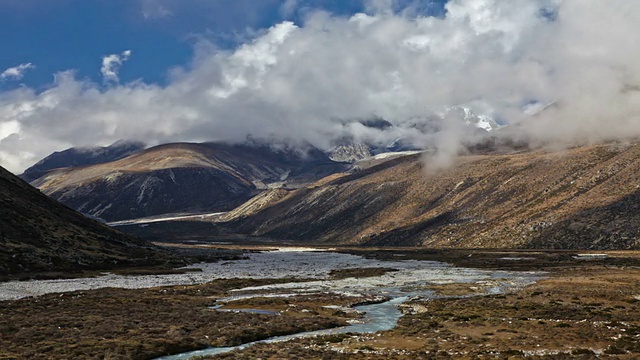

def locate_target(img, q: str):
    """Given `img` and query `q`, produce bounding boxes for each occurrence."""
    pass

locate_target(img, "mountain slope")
[232,142,640,249]
[29,142,348,222]
[20,140,145,182]
[0,165,178,276]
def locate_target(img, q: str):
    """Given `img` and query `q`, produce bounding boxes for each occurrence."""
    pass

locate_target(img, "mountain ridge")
[20,140,146,182]
[26,142,348,222]
[225,142,640,249]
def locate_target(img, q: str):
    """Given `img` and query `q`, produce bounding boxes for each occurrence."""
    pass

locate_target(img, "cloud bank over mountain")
[1,0,640,173]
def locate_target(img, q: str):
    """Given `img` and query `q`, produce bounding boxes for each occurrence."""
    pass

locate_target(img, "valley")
[22,138,640,252]
[103,141,640,251]
[3,140,640,359]
[2,246,640,359]
[4,2,640,358]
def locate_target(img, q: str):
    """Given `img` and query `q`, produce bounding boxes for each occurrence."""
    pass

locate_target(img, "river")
[0,248,540,359]
[145,249,540,359]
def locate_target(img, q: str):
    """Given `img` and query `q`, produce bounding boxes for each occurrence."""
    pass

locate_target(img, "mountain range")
[22,142,347,222]
[16,108,640,251]
[113,141,640,250]
[327,108,500,163]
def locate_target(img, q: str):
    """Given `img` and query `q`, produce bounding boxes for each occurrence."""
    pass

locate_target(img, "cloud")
[136,0,283,30]
[2,0,640,174]
[280,0,298,17]
[100,50,132,83]
[140,0,172,20]
[0,63,35,81]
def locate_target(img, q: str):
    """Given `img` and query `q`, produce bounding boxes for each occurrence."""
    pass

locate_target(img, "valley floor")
[209,266,640,359]
[1,247,640,359]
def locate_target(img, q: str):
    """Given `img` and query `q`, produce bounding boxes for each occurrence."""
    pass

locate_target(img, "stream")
[151,250,540,360]
[0,248,540,359]
[156,297,410,359]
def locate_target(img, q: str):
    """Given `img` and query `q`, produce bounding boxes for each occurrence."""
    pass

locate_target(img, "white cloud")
[140,0,172,20]
[0,120,20,141]
[2,0,640,174]
[0,63,35,81]
[101,50,132,83]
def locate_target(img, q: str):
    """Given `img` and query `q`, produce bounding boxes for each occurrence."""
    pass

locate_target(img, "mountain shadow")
[0,165,179,277]
[526,190,640,250]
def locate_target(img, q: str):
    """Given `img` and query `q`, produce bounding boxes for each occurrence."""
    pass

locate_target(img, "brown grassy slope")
[20,140,145,182]
[32,142,344,192]
[217,188,291,222]
[0,165,178,276]
[32,143,255,191]
[29,142,347,221]
[234,143,640,249]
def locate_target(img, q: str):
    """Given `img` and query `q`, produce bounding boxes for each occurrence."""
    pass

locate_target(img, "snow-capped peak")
[446,106,500,132]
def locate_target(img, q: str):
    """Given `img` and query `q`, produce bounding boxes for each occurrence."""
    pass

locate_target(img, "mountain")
[27,142,348,222]
[228,142,640,250]
[327,109,498,164]
[0,165,178,277]
[21,140,146,182]
[327,142,373,163]
[449,106,501,132]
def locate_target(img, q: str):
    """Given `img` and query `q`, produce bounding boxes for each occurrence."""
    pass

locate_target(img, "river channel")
[142,249,541,359]
[0,248,540,358]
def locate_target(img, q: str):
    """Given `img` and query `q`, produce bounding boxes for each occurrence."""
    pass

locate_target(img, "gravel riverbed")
[0,248,538,301]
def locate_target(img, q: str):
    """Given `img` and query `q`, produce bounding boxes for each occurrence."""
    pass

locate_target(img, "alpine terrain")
[118,141,640,250]
[23,142,348,222]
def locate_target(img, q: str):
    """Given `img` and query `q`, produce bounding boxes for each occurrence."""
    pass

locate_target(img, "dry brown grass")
[234,142,640,250]
[0,278,357,360]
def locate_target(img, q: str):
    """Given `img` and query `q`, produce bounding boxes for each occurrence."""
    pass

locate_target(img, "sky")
[1,0,640,173]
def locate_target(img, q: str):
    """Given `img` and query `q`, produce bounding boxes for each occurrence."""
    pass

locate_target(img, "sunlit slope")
[29,142,347,222]
[235,143,640,249]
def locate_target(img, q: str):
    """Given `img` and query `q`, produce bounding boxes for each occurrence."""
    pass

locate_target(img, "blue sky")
[1,1,190,88]
[1,0,638,174]
[1,0,446,88]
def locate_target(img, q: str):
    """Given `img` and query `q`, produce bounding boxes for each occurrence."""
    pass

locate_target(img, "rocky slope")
[28,142,348,222]
[327,142,373,163]
[230,142,640,249]
[0,165,178,276]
